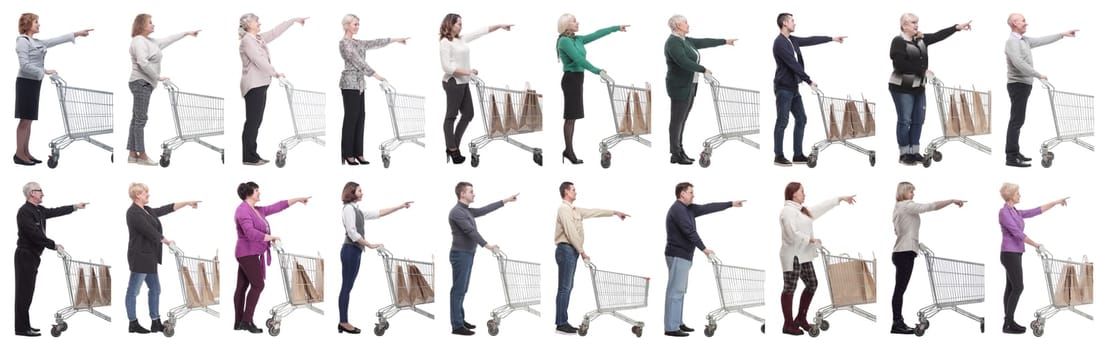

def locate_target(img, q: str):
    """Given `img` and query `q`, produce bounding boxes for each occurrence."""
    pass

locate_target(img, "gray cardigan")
[126,203,175,273]
[1005,32,1063,84]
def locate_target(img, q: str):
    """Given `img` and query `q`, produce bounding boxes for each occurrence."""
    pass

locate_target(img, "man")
[448,182,517,336]
[663,182,744,337]
[772,13,845,167]
[1003,13,1078,167]
[552,181,628,334]
[14,182,88,337]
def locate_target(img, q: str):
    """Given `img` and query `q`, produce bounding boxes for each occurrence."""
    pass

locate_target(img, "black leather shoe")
[561,150,583,164]
[1016,153,1032,162]
[1006,159,1031,168]
[14,330,41,337]
[679,324,695,332]
[890,322,915,334]
[356,157,371,165]
[664,330,689,337]
[463,321,477,330]
[1003,323,1026,334]
[234,321,245,330]
[244,322,263,334]
[452,327,475,336]
[129,320,151,334]
[13,154,35,166]
[774,156,793,167]
[555,324,579,334]
[671,154,693,165]
[338,324,362,334]
[150,319,164,333]
[30,327,40,332]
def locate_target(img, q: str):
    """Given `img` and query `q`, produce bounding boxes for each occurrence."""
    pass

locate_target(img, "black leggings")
[1000,252,1024,322]
[891,251,917,322]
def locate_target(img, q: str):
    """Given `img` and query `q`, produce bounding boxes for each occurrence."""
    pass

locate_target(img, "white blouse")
[439,26,490,84]
[779,198,840,271]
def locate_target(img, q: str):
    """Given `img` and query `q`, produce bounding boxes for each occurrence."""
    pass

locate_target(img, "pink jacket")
[234,200,290,275]
[239,19,296,97]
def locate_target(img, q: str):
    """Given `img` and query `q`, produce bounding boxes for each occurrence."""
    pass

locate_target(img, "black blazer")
[126,203,175,273]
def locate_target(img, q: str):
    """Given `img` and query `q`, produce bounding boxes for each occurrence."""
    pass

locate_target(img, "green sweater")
[665,34,726,100]
[557,26,621,74]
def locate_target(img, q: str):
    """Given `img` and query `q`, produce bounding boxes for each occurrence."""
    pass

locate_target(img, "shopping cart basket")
[486,248,540,336]
[1030,246,1094,337]
[598,72,651,169]
[468,76,543,167]
[265,241,324,336]
[273,78,325,168]
[807,87,876,168]
[807,246,876,337]
[703,253,765,336]
[159,80,224,167]
[49,247,111,337]
[577,259,649,337]
[698,74,760,168]
[914,243,985,336]
[45,73,113,168]
[378,81,425,168]
[1039,80,1094,168]
[163,243,220,338]
[373,247,435,336]
[921,76,992,167]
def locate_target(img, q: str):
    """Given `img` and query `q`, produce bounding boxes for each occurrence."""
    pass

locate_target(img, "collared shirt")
[892,200,938,253]
[342,202,381,251]
[553,200,613,253]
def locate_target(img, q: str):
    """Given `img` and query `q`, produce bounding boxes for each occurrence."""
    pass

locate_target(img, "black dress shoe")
[1006,159,1031,168]
[13,154,35,166]
[679,324,695,332]
[244,322,263,334]
[671,154,693,165]
[14,330,41,337]
[664,330,689,337]
[338,324,362,334]
[234,321,246,330]
[890,322,915,334]
[1003,323,1026,334]
[129,320,151,334]
[30,327,40,332]
[30,157,42,164]
[463,321,477,330]
[452,327,475,336]
[1016,153,1032,162]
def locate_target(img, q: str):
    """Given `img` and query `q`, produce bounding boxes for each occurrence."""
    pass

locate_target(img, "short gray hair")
[900,13,918,32]
[238,13,258,39]
[342,14,359,28]
[23,182,39,198]
[557,13,575,35]
[1000,183,1020,202]
[668,15,687,32]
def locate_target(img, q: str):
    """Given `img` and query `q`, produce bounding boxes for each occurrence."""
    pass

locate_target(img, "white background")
[1,0,1099,348]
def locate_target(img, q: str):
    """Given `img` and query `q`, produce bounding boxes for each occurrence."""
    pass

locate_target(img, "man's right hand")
[808,81,817,89]
[1039,74,1048,81]
[75,202,89,209]
[55,244,64,251]
[45,69,57,75]
[485,244,499,252]
[580,251,590,261]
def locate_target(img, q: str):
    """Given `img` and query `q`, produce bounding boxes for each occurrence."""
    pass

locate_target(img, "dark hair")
[342,181,360,204]
[18,13,37,35]
[559,182,574,198]
[777,13,793,29]
[784,182,812,218]
[455,181,472,200]
[675,182,693,199]
[439,13,461,41]
[237,182,259,200]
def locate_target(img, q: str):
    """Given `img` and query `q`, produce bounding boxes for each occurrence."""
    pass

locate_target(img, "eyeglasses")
[31,189,43,194]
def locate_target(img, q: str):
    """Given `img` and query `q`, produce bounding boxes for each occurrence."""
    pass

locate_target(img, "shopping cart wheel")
[163,324,175,337]
[47,155,59,169]
[470,154,480,168]
[275,155,287,168]
[600,151,612,169]
[631,325,642,338]
[577,324,588,336]
[58,321,68,332]
[807,326,820,337]
[487,320,499,336]
[868,152,876,166]
[51,325,62,337]
[382,154,391,168]
[918,318,930,330]
[221,153,225,164]
[922,156,932,168]
[819,320,830,331]
[533,152,543,166]
[704,324,716,337]
[980,318,985,333]
[159,155,171,168]
[761,324,765,333]
[698,152,711,168]
[1031,319,1043,337]
[266,318,275,328]
[931,150,943,162]
[806,155,817,168]
[373,324,386,336]
[1041,152,1054,168]
[268,326,280,336]
[914,326,925,336]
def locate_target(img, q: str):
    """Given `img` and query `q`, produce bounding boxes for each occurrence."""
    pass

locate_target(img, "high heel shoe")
[343,157,358,166]
[338,324,362,334]
[447,149,466,164]
[356,156,370,165]
[561,150,583,164]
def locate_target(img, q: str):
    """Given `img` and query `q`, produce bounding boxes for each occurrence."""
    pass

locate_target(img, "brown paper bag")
[74,267,90,308]
[182,266,203,307]
[312,258,325,303]
[861,261,876,302]
[99,265,111,306]
[973,91,989,134]
[516,91,538,133]
[488,94,505,137]
[87,268,103,307]
[959,93,975,136]
[1054,265,1077,306]
[840,101,860,139]
[395,263,412,306]
[618,93,633,135]
[290,262,309,305]
[198,263,216,306]
[827,260,875,306]
[863,99,876,136]
[502,93,518,135]
[1078,262,1094,305]
[213,257,220,302]
[828,108,841,141]
[409,264,434,303]
[407,264,426,305]
[946,95,960,137]
[632,91,650,135]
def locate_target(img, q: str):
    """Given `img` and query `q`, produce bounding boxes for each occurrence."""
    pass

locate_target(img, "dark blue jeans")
[338,244,361,323]
[449,250,475,330]
[891,90,926,153]
[773,88,807,158]
[554,243,578,326]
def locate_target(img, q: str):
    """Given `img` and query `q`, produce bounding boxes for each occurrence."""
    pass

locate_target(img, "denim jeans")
[338,244,362,323]
[664,256,692,332]
[554,243,579,326]
[773,88,807,158]
[891,90,926,153]
[449,250,475,330]
[125,272,161,321]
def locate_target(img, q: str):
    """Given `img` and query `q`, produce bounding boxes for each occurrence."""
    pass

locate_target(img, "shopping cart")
[163,243,220,338]
[486,248,540,336]
[49,247,111,337]
[265,241,324,336]
[598,72,651,169]
[703,253,765,336]
[808,246,877,337]
[468,76,543,167]
[373,247,435,336]
[274,78,325,168]
[378,81,425,168]
[159,80,225,167]
[1030,246,1094,337]
[577,259,649,337]
[914,243,985,336]
[698,74,760,168]
[45,73,114,168]
[807,87,876,168]
[921,76,992,167]
[1039,80,1094,168]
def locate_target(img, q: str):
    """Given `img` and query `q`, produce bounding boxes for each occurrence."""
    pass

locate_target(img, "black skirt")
[561,71,585,120]
[14,77,42,120]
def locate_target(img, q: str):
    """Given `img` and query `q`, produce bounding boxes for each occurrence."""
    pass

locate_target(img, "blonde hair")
[129,182,149,201]
[132,14,151,38]
[342,14,358,28]
[557,13,575,36]
[900,13,918,32]
[896,182,915,201]
[1000,183,1020,202]
[238,13,258,39]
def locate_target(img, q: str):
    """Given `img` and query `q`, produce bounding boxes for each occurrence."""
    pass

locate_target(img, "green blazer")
[665,34,725,100]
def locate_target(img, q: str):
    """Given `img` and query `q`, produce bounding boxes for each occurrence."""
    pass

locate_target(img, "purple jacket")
[998,204,1042,253]
[235,200,290,275]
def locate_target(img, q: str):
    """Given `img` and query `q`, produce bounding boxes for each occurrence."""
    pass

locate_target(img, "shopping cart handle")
[56,246,71,260]
[162,79,179,91]
[278,77,292,89]
[490,247,505,259]
[703,72,720,86]
[707,253,722,265]
[379,81,395,94]
[816,245,830,255]
[270,240,285,253]
[599,71,614,85]
[1039,79,1055,91]
[928,76,944,87]
[469,75,485,87]
[918,243,935,256]
[48,73,65,85]
[168,242,184,256]
[583,258,597,270]
[1036,245,1050,258]
[376,246,393,258]
[809,85,823,97]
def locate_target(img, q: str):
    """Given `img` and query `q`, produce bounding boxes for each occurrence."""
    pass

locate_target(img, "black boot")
[150,319,164,333]
[129,320,150,334]
[890,320,915,334]
[1002,319,1026,334]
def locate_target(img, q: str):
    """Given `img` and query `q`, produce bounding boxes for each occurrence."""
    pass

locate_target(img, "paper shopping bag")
[840,101,860,139]
[502,92,519,135]
[632,90,651,135]
[488,94,505,137]
[863,99,876,136]
[312,258,325,303]
[290,262,309,305]
[182,265,203,307]
[74,267,90,308]
[395,263,412,306]
[87,268,103,307]
[618,93,633,135]
[409,264,434,304]
[213,256,220,302]
[1077,261,1094,305]
[1054,264,1077,306]
[959,93,975,136]
[946,94,960,137]
[861,260,877,303]
[517,90,543,132]
[973,91,990,134]
[99,265,112,306]
[406,264,426,305]
[827,259,871,306]
[198,263,217,306]
[828,108,841,141]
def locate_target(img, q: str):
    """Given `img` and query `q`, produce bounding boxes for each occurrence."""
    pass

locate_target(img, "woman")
[339,14,408,166]
[889,182,963,334]
[238,14,307,166]
[664,15,735,165]
[14,13,92,166]
[889,14,971,165]
[555,14,627,164]
[438,14,512,164]
[778,182,854,335]
[124,183,199,334]
[337,182,411,333]
[233,181,309,333]
[997,183,1067,334]
[127,14,199,166]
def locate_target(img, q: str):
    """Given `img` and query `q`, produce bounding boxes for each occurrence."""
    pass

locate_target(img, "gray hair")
[22,182,39,198]
[900,13,918,32]
[895,182,915,202]
[238,13,258,39]
[668,15,687,32]
[557,13,575,35]
[1000,183,1020,202]
[342,14,359,28]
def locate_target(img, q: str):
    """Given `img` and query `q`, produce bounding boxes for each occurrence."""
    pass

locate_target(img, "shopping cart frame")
[274,78,325,168]
[921,77,993,167]
[265,241,324,336]
[163,243,219,338]
[914,243,985,336]
[808,246,877,337]
[598,73,652,169]
[1030,246,1094,337]
[45,73,114,168]
[577,259,649,337]
[1039,80,1095,168]
[50,247,111,337]
[467,76,543,168]
[703,253,765,336]
[378,81,426,168]
[159,80,225,167]
[807,86,876,168]
[486,248,540,336]
[373,247,435,336]
[698,74,760,168]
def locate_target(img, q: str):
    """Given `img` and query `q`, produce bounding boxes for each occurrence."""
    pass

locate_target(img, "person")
[771,13,845,167]
[337,181,411,334]
[889,14,971,165]
[889,182,964,334]
[232,181,310,333]
[664,182,744,336]
[1003,14,1078,167]
[238,14,308,166]
[438,14,512,164]
[997,183,1067,334]
[127,14,199,166]
[338,14,408,166]
[553,181,628,334]
[664,15,736,165]
[778,182,855,335]
[447,181,517,335]
[124,183,200,334]
[14,182,88,337]
[555,14,628,164]
[13,13,92,166]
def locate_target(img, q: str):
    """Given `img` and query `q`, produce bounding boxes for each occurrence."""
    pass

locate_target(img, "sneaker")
[792,155,810,164]
[911,153,926,163]
[555,324,578,334]
[132,157,157,166]
[774,156,793,167]
[452,327,475,336]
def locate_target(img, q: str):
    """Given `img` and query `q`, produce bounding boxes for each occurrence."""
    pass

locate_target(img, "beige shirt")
[892,200,937,253]
[779,198,840,271]
[554,200,614,253]
[129,33,188,87]
[239,19,296,97]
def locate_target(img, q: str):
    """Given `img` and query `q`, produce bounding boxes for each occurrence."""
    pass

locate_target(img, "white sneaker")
[128,156,138,164]
[133,157,158,166]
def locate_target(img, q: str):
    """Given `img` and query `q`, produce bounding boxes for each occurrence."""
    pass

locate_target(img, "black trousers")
[1000,252,1024,322]
[14,247,41,332]
[242,86,269,163]
[442,79,474,151]
[340,89,366,158]
[1005,83,1033,157]
[668,84,698,154]
[891,251,917,322]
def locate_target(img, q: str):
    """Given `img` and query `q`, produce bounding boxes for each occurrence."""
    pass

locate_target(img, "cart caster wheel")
[268,326,280,336]
[159,155,170,167]
[704,325,716,337]
[487,320,499,336]
[266,318,275,328]
[221,154,225,164]
[808,326,820,337]
[111,153,114,163]
[373,324,386,336]
[600,151,612,169]
[1030,319,1042,337]
[51,325,62,337]
[470,154,480,168]
[631,325,642,338]
[163,325,175,337]
[922,156,932,167]
[761,324,766,333]
[869,152,876,166]
[807,155,817,168]
[980,318,985,333]
[914,326,925,337]
[58,322,68,332]
[47,156,59,169]
[577,324,589,336]
[1041,152,1054,168]
[932,150,943,162]
[275,155,286,168]
[699,152,711,168]
[533,152,542,166]
[918,318,930,330]
[820,320,830,331]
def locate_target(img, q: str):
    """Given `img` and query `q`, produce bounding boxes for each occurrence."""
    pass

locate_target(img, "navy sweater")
[772,34,831,91]
[665,200,731,261]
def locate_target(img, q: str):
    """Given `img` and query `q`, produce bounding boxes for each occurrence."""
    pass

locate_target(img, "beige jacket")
[554,200,613,253]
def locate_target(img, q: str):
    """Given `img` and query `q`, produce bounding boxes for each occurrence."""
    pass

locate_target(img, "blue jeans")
[773,88,807,158]
[664,256,692,332]
[125,272,161,321]
[554,243,578,326]
[338,244,362,323]
[891,90,926,153]
[449,250,475,330]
